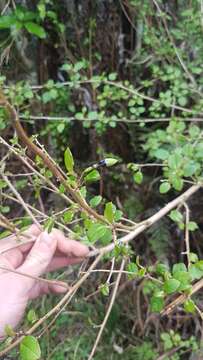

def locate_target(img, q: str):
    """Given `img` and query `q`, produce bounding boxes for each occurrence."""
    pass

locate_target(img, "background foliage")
[1,0,203,359]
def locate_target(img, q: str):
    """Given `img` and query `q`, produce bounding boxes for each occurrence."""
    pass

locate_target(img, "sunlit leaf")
[25,22,46,38]
[20,336,41,360]
[64,147,74,173]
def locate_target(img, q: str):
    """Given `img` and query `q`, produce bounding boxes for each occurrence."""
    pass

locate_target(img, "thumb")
[17,231,57,290]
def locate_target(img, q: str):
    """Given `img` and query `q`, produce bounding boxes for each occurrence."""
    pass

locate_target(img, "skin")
[0,225,89,338]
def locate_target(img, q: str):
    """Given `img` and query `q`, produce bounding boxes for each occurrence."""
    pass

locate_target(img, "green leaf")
[99,283,109,296]
[64,147,74,173]
[163,278,181,294]
[189,125,200,138]
[66,177,77,188]
[156,263,169,276]
[20,336,41,360]
[114,209,123,221]
[188,221,198,231]
[79,186,87,198]
[172,263,187,274]
[133,171,143,184]
[172,271,191,291]
[88,111,98,120]
[63,210,74,223]
[108,73,117,81]
[188,264,203,280]
[159,182,171,194]
[104,202,114,223]
[87,223,108,243]
[84,169,100,183]
[57,123,65,133]
[154,148,169,160]
[178,96,187,106]
[0,205,10,214]
[127,262,138,279]
[14,6,27,21]
[138,268,146,277]
[169,210,183,223]
[0,15,16,29]
[59,184,65,194]
[25,22,46,38]
[150,296,164,312]
[184,299,196,314]
[172,176,183,191]
[189,252,198,263]
[37,3,46,20]
[127,163,139,172]
[43,218,54,233]
[183,162,198,177]
[90,195,102,208]
[4,324,16,337]
[168,153,182,169]
[99,228,112,245]
[104,158,119,167]
[27,310,38,324]
[160,333,173,350]
[0,180,7,189]
[74,60,87,72]
[195,260,203,271]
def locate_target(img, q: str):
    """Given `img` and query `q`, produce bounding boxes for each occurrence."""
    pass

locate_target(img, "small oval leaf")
[104,202,114,223]
[90,195,102,208]
[84,169,100,183]
[20,336,41,360]
[163,278,180,294]
[133,171,143,184]
[64,147,74,173]
[25,22,46,39]
[159,182,171,194]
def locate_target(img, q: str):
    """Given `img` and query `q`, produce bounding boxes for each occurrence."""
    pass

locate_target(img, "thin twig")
[162,278,203,316]
[155,346,182,360]
[183,202,190,267]
[0,265,69,289]
[4,78,203,115]
[1,185,200,259]
[152,0,196,86]
[106,258,115,284]
[19,114,203,123]
[88,184,201,257]
[1,174,41,229]
[88,259,125,360]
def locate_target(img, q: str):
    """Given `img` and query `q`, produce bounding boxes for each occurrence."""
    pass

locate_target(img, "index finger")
[52,229,89,258]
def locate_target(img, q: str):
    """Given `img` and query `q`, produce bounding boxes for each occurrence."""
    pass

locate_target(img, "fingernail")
[41,231,53,244]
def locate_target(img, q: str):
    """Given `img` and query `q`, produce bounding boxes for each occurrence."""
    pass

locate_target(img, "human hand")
[0,225,89,338]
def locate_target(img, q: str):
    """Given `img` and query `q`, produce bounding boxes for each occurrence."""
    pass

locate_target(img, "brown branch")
[0,184,200,260]
[152,0,196,86]
[0,265,69,290]
[88,259,125,360]
[88,184,201,257]
[183,202,190,267]
[1,174,41,229]
[161,278,203,317]
[0,214,18,233]
[0,89,107,224]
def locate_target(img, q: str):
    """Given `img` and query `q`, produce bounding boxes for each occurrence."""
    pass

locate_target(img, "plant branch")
[88,184,201,257]
[88,259,125,360]
[0,265,69,290]
[0,90,108,224]
[1,173,41,229]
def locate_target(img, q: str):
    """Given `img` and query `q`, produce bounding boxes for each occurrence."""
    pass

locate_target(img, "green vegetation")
[1,0,203,359]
